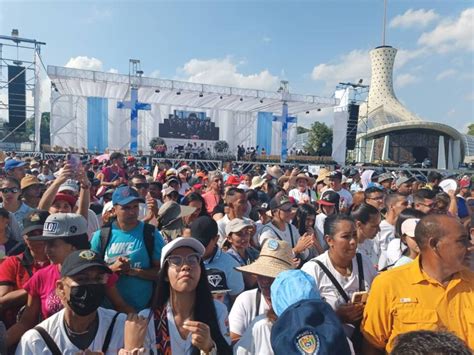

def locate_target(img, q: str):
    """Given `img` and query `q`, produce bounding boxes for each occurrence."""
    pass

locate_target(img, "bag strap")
[18,250,34,277]
[34,326,62,355]
[287,223,295,249]
[99,226,112,259]
[102,312,120,353]
[356,253,365,292]
[143,223,156,263]
[254,288,262,320]
[313,260,350,303]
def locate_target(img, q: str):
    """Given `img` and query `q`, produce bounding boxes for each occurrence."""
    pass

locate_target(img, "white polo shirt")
[229,288,270,336]
[234,315,273,355]
[259,222,309,260]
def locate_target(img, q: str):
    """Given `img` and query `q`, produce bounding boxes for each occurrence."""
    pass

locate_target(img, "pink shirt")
[24,264,118,320]
[202,191,220,214]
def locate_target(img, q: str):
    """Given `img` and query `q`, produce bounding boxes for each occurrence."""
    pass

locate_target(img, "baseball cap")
[112,186,145,206]
[206,268,231,294]
[328,170,342,180]
[4,159,26,172]
[401,218,420,238]
[396,176,414,188]
[20,175,42,190]
[160,236,205,266]
[157,201,196,229]
[271,270,321,317]
[270,300,351,355]
[269,194,292,211]
[22,210,50,235]
[459,177,471,189]
[317,190,340,206]
[53,193,77,208]
[58,179,79,194]
[225,218,253,235]
[166,176,180,186]
[225,175,240,186]
[61,250,112,277]
[190,216,218,247]
[29,213,88,241]
[378,172,394,183]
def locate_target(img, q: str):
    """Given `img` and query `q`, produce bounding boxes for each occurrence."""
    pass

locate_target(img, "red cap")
[459,178,471,188]
[193,183,203,190]
[90,158,99,165]
[54,193,77,208]
[226,175,240,186]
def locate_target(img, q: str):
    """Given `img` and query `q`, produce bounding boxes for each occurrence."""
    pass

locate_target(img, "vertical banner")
[281,102,289,162]
[332,88,350,164]
[87,97,108,152]
[257,112,273,154]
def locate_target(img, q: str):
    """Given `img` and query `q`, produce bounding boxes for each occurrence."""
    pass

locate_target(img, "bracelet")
[118,348,147,355]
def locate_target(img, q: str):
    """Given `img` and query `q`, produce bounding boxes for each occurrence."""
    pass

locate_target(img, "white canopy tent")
[47,65,337,154]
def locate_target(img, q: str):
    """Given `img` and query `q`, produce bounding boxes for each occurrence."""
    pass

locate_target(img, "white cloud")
[178,57,279,90]
[149,70,160,78]
[394,48,427,68]
[311,50,371,90]
[108,68,118,74]
[436,69,457,81]
[395,73,419,88]
[418,8,474,53]
[389,9,440,29]
[65,56,103,71]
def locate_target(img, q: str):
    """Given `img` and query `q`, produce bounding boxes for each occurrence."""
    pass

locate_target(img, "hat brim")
[289,175,315,186]
[178,205,197,218]
[317,200,335,206]
[235,256,294,278]
[250,180,266,189]
[161,237,206,266]
[21,182,42,190]
[113,196,145,206]
[62,263,112,278]
[28,234,67,241]
[22,225,44,236]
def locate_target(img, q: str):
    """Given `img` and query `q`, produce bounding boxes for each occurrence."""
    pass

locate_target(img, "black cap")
[166,176,180,186]
[318,190,340,206]
[61,250,112,277]
[269,194,292,211]
[190,216,218,247]
[22,210,50,236]
[206,268,231,294]
[328,171,342,180]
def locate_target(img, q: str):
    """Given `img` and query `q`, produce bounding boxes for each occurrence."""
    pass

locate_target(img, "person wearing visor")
[156,201,196,242]
[16,249,126,354]
[122,237,232,354]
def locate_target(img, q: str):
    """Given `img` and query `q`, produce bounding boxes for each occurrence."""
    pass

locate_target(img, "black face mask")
[68,284,106,316]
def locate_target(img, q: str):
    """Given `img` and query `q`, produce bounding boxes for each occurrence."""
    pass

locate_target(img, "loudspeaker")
[346,104,359,150]
[7,65,26,132]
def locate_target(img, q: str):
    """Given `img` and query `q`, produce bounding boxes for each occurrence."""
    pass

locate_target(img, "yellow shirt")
[361,256,474,352]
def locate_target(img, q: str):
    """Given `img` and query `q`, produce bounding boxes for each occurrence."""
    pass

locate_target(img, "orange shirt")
[362,256,474,352]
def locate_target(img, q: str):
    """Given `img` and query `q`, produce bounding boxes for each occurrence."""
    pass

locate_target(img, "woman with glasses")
[0,177,33,232]
[124,237,232,354]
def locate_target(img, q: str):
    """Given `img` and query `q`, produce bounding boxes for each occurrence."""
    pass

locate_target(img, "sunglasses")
[134,183,149,189]
[1,187,20,194]
[166,253,201,268]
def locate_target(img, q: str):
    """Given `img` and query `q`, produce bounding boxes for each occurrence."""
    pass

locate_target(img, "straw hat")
[235,239,295,278]
[289,173,315,186]
[250,176,266,189]
[316,168,330,184]
[266,165,284,180]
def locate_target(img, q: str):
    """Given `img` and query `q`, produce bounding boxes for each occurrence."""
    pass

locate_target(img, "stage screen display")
[7,65,26,131]
[159,110,219,140]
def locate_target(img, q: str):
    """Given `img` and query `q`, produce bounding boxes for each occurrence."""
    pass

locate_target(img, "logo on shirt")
[295,331,319,354]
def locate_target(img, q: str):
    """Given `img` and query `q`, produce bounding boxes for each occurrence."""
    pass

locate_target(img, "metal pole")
[382,0,387,46]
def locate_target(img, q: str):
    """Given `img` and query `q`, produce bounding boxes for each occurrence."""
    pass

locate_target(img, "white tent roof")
[47,65,337,115]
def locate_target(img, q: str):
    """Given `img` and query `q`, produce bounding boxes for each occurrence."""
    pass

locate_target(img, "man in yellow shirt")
[361,214,474,353]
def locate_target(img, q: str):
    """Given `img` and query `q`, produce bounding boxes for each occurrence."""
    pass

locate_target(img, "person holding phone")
[99,152,127,189]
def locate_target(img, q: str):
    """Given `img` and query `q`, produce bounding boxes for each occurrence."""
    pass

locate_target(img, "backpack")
[98,223,156,264]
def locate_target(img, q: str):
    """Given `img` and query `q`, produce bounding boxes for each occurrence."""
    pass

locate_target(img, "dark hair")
[364,186,384,199]
[292,204,317,236]
[350,203,380,224]
[391,330,471,355]
[1,176,21,188]
[0,207,10,219]
[246,189,259,203]
[181,193,209,218]
[151,260,232,355]
[225,187,245,205]
[59,234,90,250]
[150,181,163,189]
[394,208,426,240]
[413,189,436,204]
[323,214,355,237]
[427,171,443,183]
[131,174,147,181]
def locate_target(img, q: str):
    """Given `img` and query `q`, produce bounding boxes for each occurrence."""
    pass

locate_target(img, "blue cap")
[112,186,145,206]
[271,270,321,317]
[271,300,352,355]
[4,159,26,172]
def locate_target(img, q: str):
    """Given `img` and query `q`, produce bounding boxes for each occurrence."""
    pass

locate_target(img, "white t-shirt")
[386,238,407,266]
[234,315,273,355]
[315,213,329,251]
[87,208,100,238]
[217,215,253,247]
[229,288,270,336]
[373,220,395,270]
[288,188,317,204]
[16,307,126,354]
[259,222,309,260]
[140,300,230,353]
[357,239,378,268]
[326,188,353,210]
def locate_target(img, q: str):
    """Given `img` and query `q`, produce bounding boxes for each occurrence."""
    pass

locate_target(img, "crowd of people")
[0,151,472,354]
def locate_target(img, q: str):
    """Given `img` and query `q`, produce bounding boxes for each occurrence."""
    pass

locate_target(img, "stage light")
[317,108,321,112]
[199,93,203,97]
[306,111,309,114]
[220,96,223,99]
[259,99,263,103]
[240,97,243,102]
[155,89,160,93]
[176,91,181,95]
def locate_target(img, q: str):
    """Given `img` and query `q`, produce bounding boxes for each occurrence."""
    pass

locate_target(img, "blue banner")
[257,112,273,154]
[87,97,108,152]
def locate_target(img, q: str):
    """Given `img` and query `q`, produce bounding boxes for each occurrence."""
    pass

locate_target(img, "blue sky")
[1,0,472,133]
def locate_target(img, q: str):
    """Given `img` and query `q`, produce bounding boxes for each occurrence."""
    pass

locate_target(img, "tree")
[305,122,333,156]
[149,137,166,149]
[296,126,310,134]
[468,123,474,136]
[40,112,51,145]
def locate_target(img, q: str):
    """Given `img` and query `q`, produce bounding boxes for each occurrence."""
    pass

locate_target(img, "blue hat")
[271,270,321,317]
[4,159,26,172]
[112,186,145,206]
[271,300,352,355]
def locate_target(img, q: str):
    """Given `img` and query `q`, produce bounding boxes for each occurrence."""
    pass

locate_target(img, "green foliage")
[468,123,474,136]
[149,137,166,149]
[305,122,333,156]
[41,112,50,145]
[296,126,310,134]
[214,140,229,152]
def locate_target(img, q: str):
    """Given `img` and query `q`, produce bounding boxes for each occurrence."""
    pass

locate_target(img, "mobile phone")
[67,154,81,172]
[351,291,368,304]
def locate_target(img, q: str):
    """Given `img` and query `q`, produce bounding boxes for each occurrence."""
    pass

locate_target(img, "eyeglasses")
[134,183,149,189]
[166,253,201,268]
[0,187,20,194]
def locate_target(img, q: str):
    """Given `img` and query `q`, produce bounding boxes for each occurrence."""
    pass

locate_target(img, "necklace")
[63,316,97,335]
[328,253,352,276]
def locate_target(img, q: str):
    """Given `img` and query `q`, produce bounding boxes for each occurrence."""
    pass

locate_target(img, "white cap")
[58,179,79,194]
[160,237,205,267]
[401,218,420,238]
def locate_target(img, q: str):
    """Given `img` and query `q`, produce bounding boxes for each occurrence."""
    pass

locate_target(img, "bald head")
[415,214,462,251]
